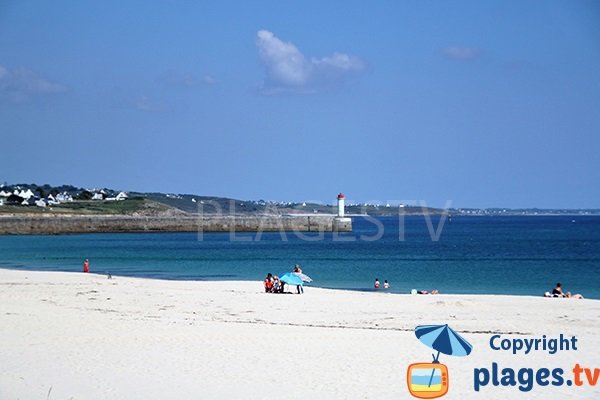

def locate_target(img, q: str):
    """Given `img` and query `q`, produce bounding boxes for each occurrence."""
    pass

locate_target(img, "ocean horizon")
[1,215,598,299]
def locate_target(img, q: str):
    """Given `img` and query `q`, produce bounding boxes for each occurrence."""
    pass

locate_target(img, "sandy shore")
[1,268,598,399]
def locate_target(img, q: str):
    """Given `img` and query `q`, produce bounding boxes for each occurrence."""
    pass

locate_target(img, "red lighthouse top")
[337,193,345,199]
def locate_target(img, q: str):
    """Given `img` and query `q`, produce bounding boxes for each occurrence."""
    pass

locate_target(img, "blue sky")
[1,1,599,208]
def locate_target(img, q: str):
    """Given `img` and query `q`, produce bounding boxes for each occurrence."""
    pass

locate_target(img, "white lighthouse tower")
[333,192,351,232]
[337,193,345,217]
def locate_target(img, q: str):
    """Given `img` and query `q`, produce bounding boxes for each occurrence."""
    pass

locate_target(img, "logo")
[407,324,473,399]
[474,334,598,393]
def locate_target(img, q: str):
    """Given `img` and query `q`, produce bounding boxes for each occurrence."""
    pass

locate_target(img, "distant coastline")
[0,183,598,236]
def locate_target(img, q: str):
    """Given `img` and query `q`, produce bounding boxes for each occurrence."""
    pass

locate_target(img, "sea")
[1,215,599,299]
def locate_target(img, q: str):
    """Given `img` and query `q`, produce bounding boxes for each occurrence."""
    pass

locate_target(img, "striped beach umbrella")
[415,324,473,387]
[415,324,473,361]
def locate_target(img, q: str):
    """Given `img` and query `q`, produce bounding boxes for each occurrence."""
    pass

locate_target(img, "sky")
[1,0,599,208]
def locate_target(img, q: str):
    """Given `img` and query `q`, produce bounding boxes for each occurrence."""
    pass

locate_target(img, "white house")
[106,191,128,201]
[18,189,35,199]
[46,194,60,206]
[92,193,104,200]
[35,199,47,207]
[56,192,73,202]
[0,190,10,198]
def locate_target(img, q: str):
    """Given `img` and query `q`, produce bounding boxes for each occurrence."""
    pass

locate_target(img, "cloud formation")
[442,47,481,60]
[256,30,365,94]
[0,65,66,103]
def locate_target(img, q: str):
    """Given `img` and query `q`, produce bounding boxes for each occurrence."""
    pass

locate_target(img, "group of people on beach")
[373,278,390,289]
[544,282,584,299]
[263,273,282,293]
[264,264,305,294]
[84,258,584,300]
[374,278,439,294]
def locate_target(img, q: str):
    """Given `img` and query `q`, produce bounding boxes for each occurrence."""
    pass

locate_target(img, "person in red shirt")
[83,259,90,273]
[264,273,273,293]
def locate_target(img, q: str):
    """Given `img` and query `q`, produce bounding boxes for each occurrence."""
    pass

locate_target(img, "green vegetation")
[53,198,147,214]
[0,198,172,215]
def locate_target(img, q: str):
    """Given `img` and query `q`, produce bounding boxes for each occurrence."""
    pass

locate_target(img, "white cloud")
[257,30,309,87]
[256,30,365,94]
[442,47,481,60]
[0,65,66,103]
[314,52,364,71]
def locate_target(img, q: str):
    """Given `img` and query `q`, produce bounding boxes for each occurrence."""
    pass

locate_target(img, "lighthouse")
[332,192,351,232]
[337,193,345,217]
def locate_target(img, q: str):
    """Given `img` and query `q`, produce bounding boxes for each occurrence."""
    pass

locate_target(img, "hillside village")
[0,184,128,208]
[2,183,594,216]
[0,183,428,216]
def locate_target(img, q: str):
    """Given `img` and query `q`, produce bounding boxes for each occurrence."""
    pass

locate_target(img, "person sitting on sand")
[374,278,380,289]
[552,282,565,297]
[383,280,390,289]
[544,282,584,299]
[264,273,274,293]
[273,275,282,293]
[293,264,302,274]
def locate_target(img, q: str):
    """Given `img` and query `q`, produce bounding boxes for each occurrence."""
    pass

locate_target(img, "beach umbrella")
[279,272,303,286]
[415,324,473,387]
[415,324,472,360]
[293,272,312,283]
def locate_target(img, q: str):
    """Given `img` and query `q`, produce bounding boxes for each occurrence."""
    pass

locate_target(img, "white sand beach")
[1,268,598,399]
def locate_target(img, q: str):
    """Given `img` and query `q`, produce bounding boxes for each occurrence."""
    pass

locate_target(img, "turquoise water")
[0,216,599,298]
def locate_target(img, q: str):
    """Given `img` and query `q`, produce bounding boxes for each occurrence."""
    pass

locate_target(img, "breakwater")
[0,214,352,235]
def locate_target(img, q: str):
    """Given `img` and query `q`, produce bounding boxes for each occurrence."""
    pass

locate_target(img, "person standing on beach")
[293,264,304,294]
[83,259,90,273]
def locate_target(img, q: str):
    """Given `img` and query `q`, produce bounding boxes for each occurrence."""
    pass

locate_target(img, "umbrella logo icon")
[406,324,473,399]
